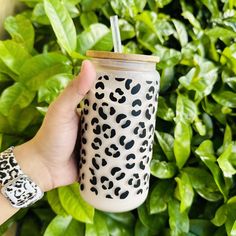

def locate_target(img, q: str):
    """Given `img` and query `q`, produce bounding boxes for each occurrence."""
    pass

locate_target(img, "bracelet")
[0,147,44,208]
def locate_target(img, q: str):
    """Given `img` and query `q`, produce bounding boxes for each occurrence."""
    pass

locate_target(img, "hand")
[14,60,96,192]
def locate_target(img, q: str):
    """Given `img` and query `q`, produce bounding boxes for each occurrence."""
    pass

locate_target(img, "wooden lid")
[86,50,159,63]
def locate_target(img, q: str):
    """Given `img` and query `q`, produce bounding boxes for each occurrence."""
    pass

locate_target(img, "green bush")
[1,0,236,235]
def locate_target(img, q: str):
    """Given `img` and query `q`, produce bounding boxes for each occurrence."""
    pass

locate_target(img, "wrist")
[13,141,53,192]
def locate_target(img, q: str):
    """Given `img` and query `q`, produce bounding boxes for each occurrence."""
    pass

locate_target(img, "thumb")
[54,60,96,113]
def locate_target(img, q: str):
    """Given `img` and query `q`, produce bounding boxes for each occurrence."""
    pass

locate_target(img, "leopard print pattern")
[0,147,23,185]
[0,147,43,208]
[79,73,159,206]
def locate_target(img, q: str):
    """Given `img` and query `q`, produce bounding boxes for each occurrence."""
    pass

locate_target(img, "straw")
[110,15,122,53]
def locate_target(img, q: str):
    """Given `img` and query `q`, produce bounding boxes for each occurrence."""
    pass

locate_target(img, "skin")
[0,60,97,225]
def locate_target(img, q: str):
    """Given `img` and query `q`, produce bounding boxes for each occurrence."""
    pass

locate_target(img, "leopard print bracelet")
[0,147,44,208]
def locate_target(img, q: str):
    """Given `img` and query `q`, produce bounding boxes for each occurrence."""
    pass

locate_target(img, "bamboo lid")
[86,50,159,63]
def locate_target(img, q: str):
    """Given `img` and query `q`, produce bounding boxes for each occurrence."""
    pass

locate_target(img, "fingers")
[54,60,96,113]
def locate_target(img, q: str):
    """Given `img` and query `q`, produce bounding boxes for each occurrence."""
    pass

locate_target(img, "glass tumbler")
[79,50,160,212]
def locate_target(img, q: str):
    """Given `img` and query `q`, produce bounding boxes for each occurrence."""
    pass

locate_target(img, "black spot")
[128,179,133,185]
[101,176,108,183]
[131,110,141,116]
[89,168,95,175]
[84,109,89,115]
[133,173,139,178]
[102,159,107,166]
[134,179,141,188]
[125,140,134,150]
[104,75,109,80]
[99,107,108,120]
[80,184,84,191]
[108,181,113,189]
[93,125,101,135]
[114,187,121,196]
[110,107,116,115]
[91,117,99,125]
[120,191,129,199]
[131,84,141,95]
[95,81,105,89]
[111,167,121,176]
[106,194,113,199]
[92,103,97,111]
[116,173,125,180]
[115,88,124,95]
[125,79,132,89]
[92,158,100,170]
[137,189,143,195]
[109,93,117,102]
[126,154,135,160]
[82,138,87,144]
[132,99,142,106]
[126,163,135,169]
[95,92,104,99]
[90,176,97,185]
[118,97,126,103]
[84,99,89,106]
[115,77,125,82]
[116,114,126,123]
[91,137,102,150]
[90,187,98,195]
[119,136,125,145]
[111,144,118,150]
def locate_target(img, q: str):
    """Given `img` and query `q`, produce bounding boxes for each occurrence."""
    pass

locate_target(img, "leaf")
[0,83,35,116]
[175,172,194,212]
[205,27,236,42]
[149,180,174,214]
[134,219,152,236]
[85,212,109,236]
[172,19,188,47]
[183,167,222,202]
[38,73,72,104]
[176,94,198,124]
[195,140,228,200]
[44,0,77,54]
[220,43,236,74]
[0,40,31,76]
[155,131,175,161]
[211,204,228,226]
[212,90,236,108]
[77,23,112,54]
[160,67,175,93]
[156,96,175,121]
[80,0,107,11]
[47,189,68,216]
[190,219,216,236]
[154,44,181,69]
[32,3,50,25]
[58,183,94,223]
[80,12,98,29]
[119,19,135,40]
[217,142,236,178]
[44,215,84,236]
[8,106,39,132]
[19,53,72,91]
[4,15,35,51]
[174,121,192,169]
[137,203,167,234]
[168,198,189,236]
[199,0,219,18]
[182,11,201,30]
[179,58,218,99]
[110,0,147,19]
[150,160,177,179]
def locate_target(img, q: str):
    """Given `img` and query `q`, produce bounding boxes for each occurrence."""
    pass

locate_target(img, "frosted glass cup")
[79,50,160,212]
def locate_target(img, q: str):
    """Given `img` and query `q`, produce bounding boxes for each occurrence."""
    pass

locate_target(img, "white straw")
[110,15,122,53]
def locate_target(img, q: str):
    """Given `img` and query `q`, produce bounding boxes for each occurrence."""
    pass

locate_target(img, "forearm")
[0,142,52,225]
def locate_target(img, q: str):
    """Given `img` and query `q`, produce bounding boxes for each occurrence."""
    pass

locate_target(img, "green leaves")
[58,183,94,223]
[4,15,35,51]
[44,215,84,236]
[174,121,192,169]
[44,0,77,55]
[77,23,113,54]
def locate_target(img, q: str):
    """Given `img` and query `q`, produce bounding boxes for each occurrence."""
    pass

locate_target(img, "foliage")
[0,0,236,235]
